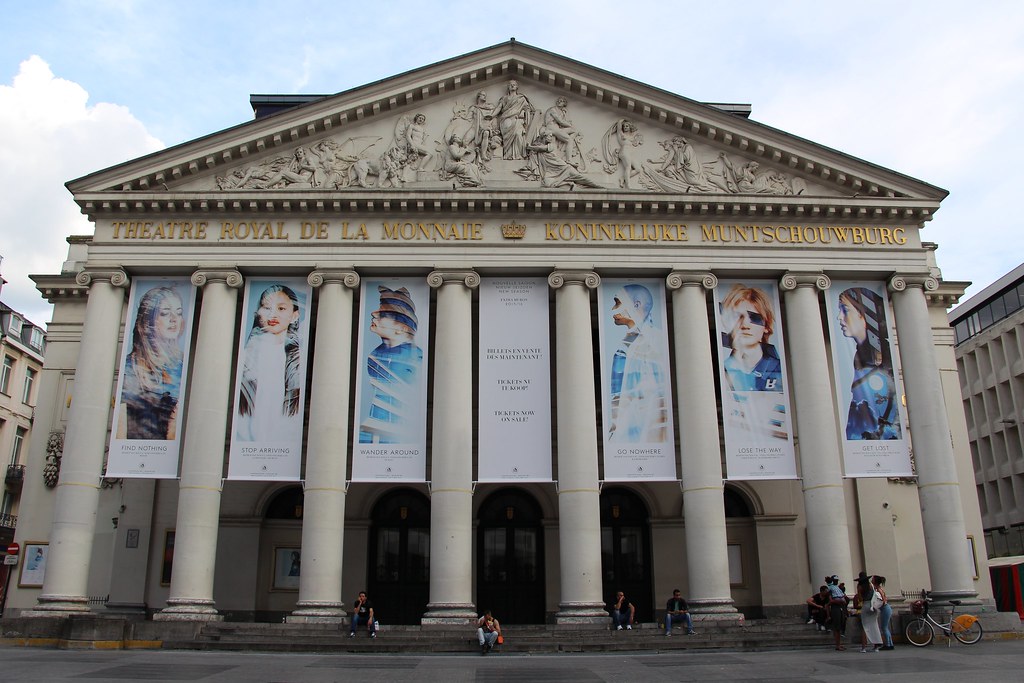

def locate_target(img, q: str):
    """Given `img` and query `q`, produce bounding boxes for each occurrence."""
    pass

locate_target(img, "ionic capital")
[427,270,480,289]
[548,270,600,290]
[308,269,360,289]
[191,269,243,289]
[666,271,717,291]
[780,271,831,292]
[74,269,129,289]
[888,273,939,293]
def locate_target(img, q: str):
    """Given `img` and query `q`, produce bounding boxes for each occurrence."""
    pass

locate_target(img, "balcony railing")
[5,464,25,489]
[0,512,16,530]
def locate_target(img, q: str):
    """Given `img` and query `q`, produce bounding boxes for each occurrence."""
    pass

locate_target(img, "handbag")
[496,634,504,645]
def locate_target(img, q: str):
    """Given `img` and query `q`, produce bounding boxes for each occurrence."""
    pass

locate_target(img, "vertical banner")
[826,281,911,477]
[713,280,797,479]
[351,278,430,481]
[598,279,677,481]
[108,277,197,478]
[228,277,312,480]
[478,278,552,481]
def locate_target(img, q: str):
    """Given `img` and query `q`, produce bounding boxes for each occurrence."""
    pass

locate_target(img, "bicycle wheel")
[951,615,983,644]
[904,618,934,646]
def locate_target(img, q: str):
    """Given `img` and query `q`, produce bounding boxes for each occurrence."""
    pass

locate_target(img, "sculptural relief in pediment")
[203,80,825,196]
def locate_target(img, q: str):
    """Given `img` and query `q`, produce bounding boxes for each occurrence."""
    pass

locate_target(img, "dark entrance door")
[476,489,545,624]
[600,487,653,623]
[367,489,430,624]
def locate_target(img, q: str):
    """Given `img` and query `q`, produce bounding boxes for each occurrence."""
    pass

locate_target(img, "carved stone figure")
[526,131,602,190]
[602,119,645,189]
[542,96,585,171]
[492,80,537,160]
[439,103,484,187]
[468,90,500,163]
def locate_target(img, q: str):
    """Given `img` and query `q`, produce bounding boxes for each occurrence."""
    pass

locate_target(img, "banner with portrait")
[713,280,797,480]
[826,281,911,477]
[107,277,197,478]
[597,279,677,481]
[478,278,552,482]
[351,278,431,481]
[227,277,312,480]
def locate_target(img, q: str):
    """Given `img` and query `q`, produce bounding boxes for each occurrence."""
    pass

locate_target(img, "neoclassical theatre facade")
[7,42,990,626]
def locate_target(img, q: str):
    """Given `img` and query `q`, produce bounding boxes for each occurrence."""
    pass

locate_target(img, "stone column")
[548,270,608,625]
[155,269,242,621]
[666,271,738,620]
[780,272,853,585]
[889,274,977,601]
[29,270,128,615]
[422,269,479,625]
[289,270,360,624]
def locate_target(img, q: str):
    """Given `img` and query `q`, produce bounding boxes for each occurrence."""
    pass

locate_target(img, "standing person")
[872,575,894,650]
[236,284,303,442]
[825,575,848,651]
[720,283,783,392]
[117,285,187,440]
[857,575,882,652]
[610,591,636,630]
[349,591,376,638]
[664,589,696,636]
[836,287,902,440]
[477,610,501,654]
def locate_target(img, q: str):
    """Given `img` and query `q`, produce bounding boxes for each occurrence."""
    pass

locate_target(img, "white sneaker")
[807,619,815,624]
[626,625,632,630]
[616,625,623,630]
[665,631,672,637]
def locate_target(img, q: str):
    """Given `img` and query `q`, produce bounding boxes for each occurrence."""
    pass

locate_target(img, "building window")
[7,315,22,337]
[22,367,36,405]
[11,427,27,465]
[29,327,44,350]
[0,356,13,394]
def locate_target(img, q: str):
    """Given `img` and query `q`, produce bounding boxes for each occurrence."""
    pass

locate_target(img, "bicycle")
[903,591,983,647]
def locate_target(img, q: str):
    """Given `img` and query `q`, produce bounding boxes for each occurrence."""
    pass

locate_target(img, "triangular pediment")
[68,41,946,220]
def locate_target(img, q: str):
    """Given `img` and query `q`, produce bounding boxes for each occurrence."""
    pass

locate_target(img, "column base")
[288,601,347,624]
[421,602,478,626]
[926,589,981,605]
[22,594,91,617]
[689,597,741,618]
[153,598,223,622]
[555,602,611,626]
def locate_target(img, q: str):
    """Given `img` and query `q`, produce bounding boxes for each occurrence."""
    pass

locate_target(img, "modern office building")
[3,42,991,628]
[950,263,1024,559]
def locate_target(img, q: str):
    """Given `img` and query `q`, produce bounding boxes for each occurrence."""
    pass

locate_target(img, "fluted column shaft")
[155,269,242,621]
[423,270,479,624]
[889,275,977,600]
[667,272,737,618]
[31,270,128,615]
[549,270,608,624]
[290,270,360,623]
[780,272,853,585]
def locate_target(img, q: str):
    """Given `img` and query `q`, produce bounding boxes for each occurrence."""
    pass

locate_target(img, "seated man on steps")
[664,589,696,636]
[477,610,502,654]
[349,591,376,639]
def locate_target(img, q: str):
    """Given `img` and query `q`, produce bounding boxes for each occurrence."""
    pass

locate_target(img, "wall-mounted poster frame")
[18,542,48,588]
[273,547,301,590]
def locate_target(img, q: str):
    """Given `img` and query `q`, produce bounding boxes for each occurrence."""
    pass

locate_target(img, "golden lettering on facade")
[380,222,483,240]
[219,221,289,241]
[111,221,208,240]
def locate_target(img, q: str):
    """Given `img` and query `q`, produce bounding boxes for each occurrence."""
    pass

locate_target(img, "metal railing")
[0,512,16,529]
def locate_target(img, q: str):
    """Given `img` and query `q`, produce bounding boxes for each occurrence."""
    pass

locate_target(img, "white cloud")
[0,56,163,327]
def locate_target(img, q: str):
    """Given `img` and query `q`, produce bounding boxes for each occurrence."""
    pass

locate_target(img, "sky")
[1,1,1023,328]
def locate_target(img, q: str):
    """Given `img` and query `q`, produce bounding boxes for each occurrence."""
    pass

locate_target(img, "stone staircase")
[159,618,838,654]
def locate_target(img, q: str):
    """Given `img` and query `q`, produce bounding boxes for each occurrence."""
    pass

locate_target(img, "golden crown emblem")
[501,223,527,239]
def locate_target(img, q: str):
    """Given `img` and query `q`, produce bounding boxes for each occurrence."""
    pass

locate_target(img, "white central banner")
[713,280,797,480]
[228,277,312,481]
[108,277,197,478]
[826,281,911,477]
[478,278,552,482]
[351,278,431,481]
[598,279,677,481]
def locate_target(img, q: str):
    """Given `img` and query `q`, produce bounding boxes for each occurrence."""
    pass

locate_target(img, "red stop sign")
[6,542,19,555]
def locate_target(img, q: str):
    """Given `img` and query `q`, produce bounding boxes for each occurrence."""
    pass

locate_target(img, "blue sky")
[2,1,1023,327]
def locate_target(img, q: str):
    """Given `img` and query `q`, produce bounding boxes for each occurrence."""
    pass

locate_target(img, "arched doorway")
[600,487,653,622]
[476,489,546,624]
[367,488,430,624]
[724,483,763,617]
